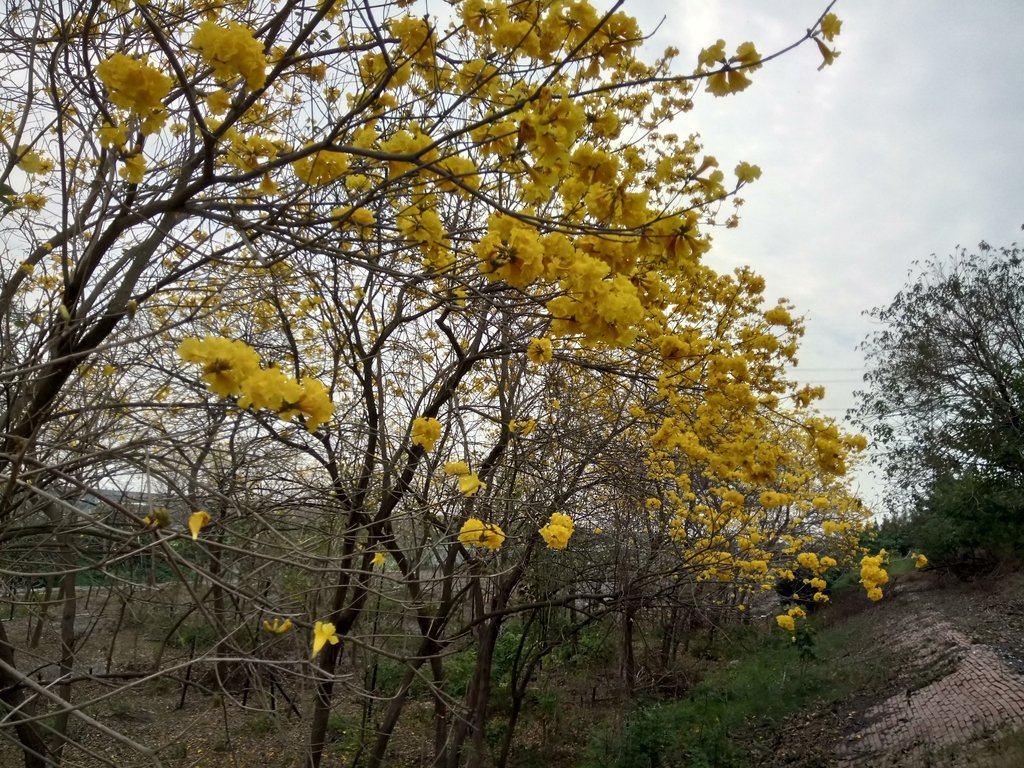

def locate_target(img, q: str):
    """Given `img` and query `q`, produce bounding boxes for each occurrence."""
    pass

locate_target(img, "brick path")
[838,580,1024,767]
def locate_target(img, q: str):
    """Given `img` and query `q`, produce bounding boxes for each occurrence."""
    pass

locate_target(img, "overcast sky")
[630,0,1024,504]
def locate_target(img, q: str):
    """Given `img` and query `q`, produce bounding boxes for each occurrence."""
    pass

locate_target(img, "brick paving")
[837,580,1024,767]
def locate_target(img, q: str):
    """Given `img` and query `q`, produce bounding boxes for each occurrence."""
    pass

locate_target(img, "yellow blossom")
[859,552,889,600]
[796,552,821,574]
[458,472,486,497]
[510,418,535,436]
[287,378,335,432]
[411,416,442,451]
[539,512,574,551]
[445,461,471,476]
[192,21,268,89]
[178,336,261,397]
[292,149,350,185]
[17,150,53,175]
[913,553,928,569]
[816,39,840,70]
[205,88,232,114]
[734,161,761,184]
[238,367,303,413]
[119,153,146,184]
[820,13,842,42]
[262,617,293,634]
[258,174,278,195]
[98,122,128,149]
[19,193,47,211]
[188,510,211,540]
[775,614,795,632]
[458,518,505,550]
[95,54,172,131]
[526,337,553,364]
[312,620,340,655]
[371,551,386,566]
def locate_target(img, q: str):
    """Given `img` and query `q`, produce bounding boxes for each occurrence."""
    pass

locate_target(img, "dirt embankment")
[833,570,1024,768]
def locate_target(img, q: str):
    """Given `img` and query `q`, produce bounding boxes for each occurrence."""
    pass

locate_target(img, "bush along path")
[836,571,1024,768]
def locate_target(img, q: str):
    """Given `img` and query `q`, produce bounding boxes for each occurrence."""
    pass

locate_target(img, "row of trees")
[0,1,863,766]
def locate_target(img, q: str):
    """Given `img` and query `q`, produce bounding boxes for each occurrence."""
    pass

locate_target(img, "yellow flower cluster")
[458,474,486,496]
[458,518,505,550]
[795,552,821,573]
[444,460,486,496]
[292,149,350,186]
[775,604,809,635]
[411,416,442,451]
[507,419,534,438]
[538,512,574,550]
[526,337,553,365]
[95,54,172,135]
[192,21,268,89]
[177,337,334,432]
[912,552,928,569]
[476,215,546,289]
[119,153,146,184]
[262,617,293,634]
[697,40,762,97]
[815,13,843,70]
[859,551,889,601]
[759,491,791,508]
[17,150,53,175]
[178,336,260,397]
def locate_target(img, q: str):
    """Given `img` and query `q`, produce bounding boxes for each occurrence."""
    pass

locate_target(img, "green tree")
[855,241,1024,559]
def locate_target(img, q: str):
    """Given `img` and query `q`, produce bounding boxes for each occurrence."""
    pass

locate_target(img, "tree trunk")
[0,622,49,768]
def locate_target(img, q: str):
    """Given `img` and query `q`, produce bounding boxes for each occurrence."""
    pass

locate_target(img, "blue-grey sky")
[633,0,1024,504]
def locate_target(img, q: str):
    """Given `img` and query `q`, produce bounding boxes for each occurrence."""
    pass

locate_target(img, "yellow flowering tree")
[0,1,859,766]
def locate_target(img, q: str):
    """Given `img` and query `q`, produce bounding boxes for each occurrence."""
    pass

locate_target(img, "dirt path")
[836,573,1024,767]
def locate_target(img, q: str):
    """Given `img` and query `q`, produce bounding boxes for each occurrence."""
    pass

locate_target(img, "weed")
[580,605,908,768]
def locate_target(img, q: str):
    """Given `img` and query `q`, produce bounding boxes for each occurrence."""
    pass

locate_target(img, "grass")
[936,726,1024,768]
[580,593,908,768]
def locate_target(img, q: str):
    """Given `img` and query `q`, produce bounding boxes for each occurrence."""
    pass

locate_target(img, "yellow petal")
[312,620,340,655]
[188,510,211,540]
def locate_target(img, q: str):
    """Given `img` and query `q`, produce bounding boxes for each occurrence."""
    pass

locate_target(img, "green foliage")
[165,621,218,651]
[866,515,912,557]
[553,621,616,666]
[326,712,365,762]
[580,608,906,768]
[75,555,177,586]
[793,621,816,661]
[909,471,1024,565]
[856,242,1024,562]
[444,647,479,697]
[492,624,525,689]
